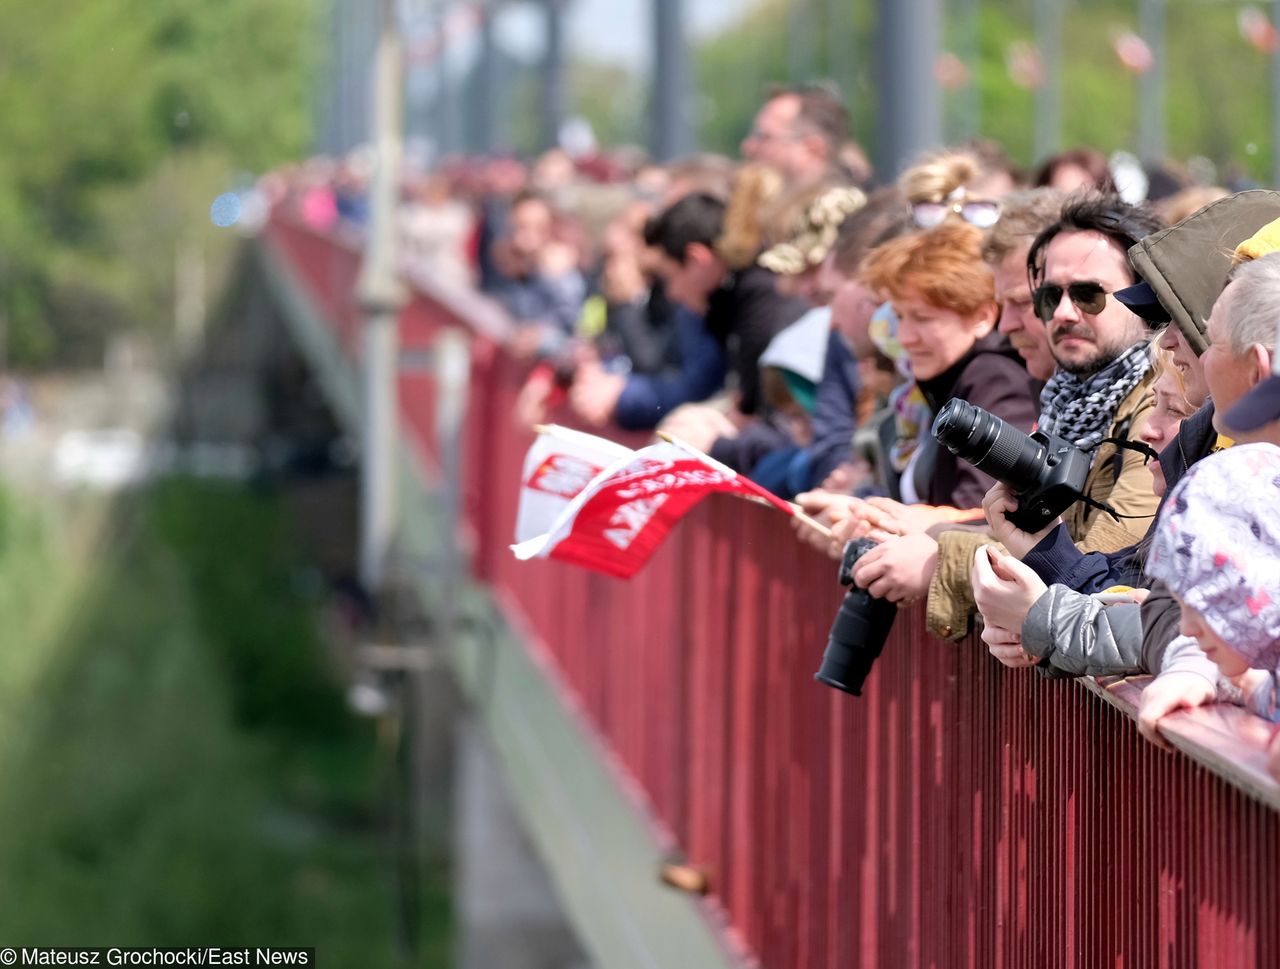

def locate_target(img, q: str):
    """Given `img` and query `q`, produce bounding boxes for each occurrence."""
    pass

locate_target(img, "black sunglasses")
[1032,281,1109,323]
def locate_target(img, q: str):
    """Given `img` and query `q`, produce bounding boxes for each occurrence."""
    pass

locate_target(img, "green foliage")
[689,0,1279,182]
[569,58,646,149]
[0,481,448,960]
[0,0,319,368]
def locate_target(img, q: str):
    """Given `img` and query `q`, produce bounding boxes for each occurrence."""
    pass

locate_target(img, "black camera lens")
[931,399,1047,495]
[814,539,899,696]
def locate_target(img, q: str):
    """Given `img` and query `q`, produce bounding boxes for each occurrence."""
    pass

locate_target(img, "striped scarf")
[1038,343,1152,450]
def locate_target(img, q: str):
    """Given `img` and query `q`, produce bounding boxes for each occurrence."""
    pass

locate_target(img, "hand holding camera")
[981,482,1061,559]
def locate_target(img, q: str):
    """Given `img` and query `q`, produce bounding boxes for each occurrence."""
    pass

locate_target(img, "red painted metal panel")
[269,222,1280,969]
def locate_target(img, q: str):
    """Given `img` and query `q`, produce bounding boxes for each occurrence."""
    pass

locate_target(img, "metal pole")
[955,0,980,140]
[476,1,498,152]
[435,3,456,155]
[1033,0,1062,162]
[542,0,566,150]
[788,0,814,82]
[1137,0,1165,165]
[652,0,693,160]
[876,0,941,177]
[358,0,407,595]
[1273,1,1280,187]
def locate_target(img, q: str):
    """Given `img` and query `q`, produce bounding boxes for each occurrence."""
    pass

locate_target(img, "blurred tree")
[689,0,1277,188]
[0,0,318,367]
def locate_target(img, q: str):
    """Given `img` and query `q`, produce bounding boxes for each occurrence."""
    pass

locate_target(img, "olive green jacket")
[925,370,1159,641]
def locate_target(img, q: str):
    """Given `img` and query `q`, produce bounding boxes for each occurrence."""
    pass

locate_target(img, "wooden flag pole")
[655,431,834,541]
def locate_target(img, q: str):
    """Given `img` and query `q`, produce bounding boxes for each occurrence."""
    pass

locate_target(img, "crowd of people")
[274,82,1280,779]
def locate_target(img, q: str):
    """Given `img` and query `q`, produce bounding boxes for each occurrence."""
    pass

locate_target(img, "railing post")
[1272,1,1280,188]
[876,0,942,177]
[1033,0,1062,162]
[1137,0,1166,165]
[357,0,407,596]
[542,0,567,151]
[652,0,693,161]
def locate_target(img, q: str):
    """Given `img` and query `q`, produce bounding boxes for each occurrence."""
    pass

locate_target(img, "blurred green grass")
[0,479,448,963]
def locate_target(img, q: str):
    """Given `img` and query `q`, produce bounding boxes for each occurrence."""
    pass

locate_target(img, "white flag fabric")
[514,425,636,545]
[512,438,795,579]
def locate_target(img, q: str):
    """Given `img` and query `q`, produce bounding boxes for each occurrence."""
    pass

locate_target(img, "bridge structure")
[257,209,1280,969]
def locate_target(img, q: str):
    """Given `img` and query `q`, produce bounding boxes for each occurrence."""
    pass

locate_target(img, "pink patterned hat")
[1147,443,1280,667]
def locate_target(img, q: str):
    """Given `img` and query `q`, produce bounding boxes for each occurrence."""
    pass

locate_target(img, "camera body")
[813,538,898,696]
[931,399,1093,532]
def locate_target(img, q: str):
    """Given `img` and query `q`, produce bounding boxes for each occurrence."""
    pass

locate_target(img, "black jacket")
[904,332,1040,508]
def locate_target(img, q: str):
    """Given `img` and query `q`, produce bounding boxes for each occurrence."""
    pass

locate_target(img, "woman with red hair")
[795,222,1040,606]
[858,221,1039,509]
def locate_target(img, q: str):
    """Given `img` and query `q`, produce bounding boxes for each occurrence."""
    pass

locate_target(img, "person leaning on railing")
[973,351,1199,674]
[969,199,1280,683]
[802,197,1166,638]
[1133,252,1280,739]
[1140,444,1280,743]
[796,220,1042,598]
[484,188,587,359]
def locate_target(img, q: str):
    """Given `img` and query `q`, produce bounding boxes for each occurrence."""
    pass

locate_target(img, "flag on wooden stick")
[512,430,802,579]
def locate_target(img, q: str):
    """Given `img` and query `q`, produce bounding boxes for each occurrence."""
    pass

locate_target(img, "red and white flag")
[515,425,636,545]
[512,434,796,579]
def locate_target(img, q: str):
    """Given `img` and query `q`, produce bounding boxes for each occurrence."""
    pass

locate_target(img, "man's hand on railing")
[980,620,1040,668]
[794,491,874,560]
[569,360,626,427]
[655,404,738,453]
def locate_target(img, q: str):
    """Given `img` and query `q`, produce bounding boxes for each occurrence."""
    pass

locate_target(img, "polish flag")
[512,434,797,579]
[514,425,636,545]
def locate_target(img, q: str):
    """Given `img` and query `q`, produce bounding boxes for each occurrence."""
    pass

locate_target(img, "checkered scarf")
[1038,343,1152,450]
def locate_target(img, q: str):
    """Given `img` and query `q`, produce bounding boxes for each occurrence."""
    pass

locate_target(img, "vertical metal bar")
[476,1,499,153]
[825,0,856,129]
[788,0,814,82]
[955,0,981,140]
[652,0,693,160]
[876,0,942,177]
[542,0,567,150]
[435,3,456,156]
[357,0,407,594]
[1137,0,1166,164]
[1033,0,1062,161]
[1273,0,1280,187]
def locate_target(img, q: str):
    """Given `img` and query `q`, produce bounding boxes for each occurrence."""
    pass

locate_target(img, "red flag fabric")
[512,441,795,579]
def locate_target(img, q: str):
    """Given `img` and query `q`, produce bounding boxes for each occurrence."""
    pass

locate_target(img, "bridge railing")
[264,213,1280,969]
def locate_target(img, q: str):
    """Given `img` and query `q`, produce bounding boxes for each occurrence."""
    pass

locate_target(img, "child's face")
[1177,597,1251,676]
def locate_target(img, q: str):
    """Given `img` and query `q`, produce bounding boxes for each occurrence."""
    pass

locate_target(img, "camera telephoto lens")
[814,539,899,696]
[931,399,1047,495]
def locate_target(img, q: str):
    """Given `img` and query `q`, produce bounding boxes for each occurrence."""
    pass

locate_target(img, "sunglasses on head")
[910,197,1001,230]
[1032,281,1109,323]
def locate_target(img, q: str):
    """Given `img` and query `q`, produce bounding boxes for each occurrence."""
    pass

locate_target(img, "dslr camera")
[813,538,898,696]
[931,399,1093,532]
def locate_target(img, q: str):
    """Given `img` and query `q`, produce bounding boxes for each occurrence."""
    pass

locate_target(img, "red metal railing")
[265,215,1280,969]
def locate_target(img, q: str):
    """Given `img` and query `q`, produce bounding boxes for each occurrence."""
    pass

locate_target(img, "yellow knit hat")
[1233,215,1280,263]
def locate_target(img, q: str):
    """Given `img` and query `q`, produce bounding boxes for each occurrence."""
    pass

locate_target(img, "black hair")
[1026,195,1165,287]
[643,192,727,265]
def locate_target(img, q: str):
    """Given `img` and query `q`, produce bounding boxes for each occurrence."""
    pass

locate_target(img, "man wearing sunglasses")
[922,197,1166,640]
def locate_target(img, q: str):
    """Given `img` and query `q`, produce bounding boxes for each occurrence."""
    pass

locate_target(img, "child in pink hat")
[1145,443,1280,721]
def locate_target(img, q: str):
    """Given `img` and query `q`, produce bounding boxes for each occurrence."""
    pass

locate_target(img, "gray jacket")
[1022,585,1220,680]
[1022,586,1146,677]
